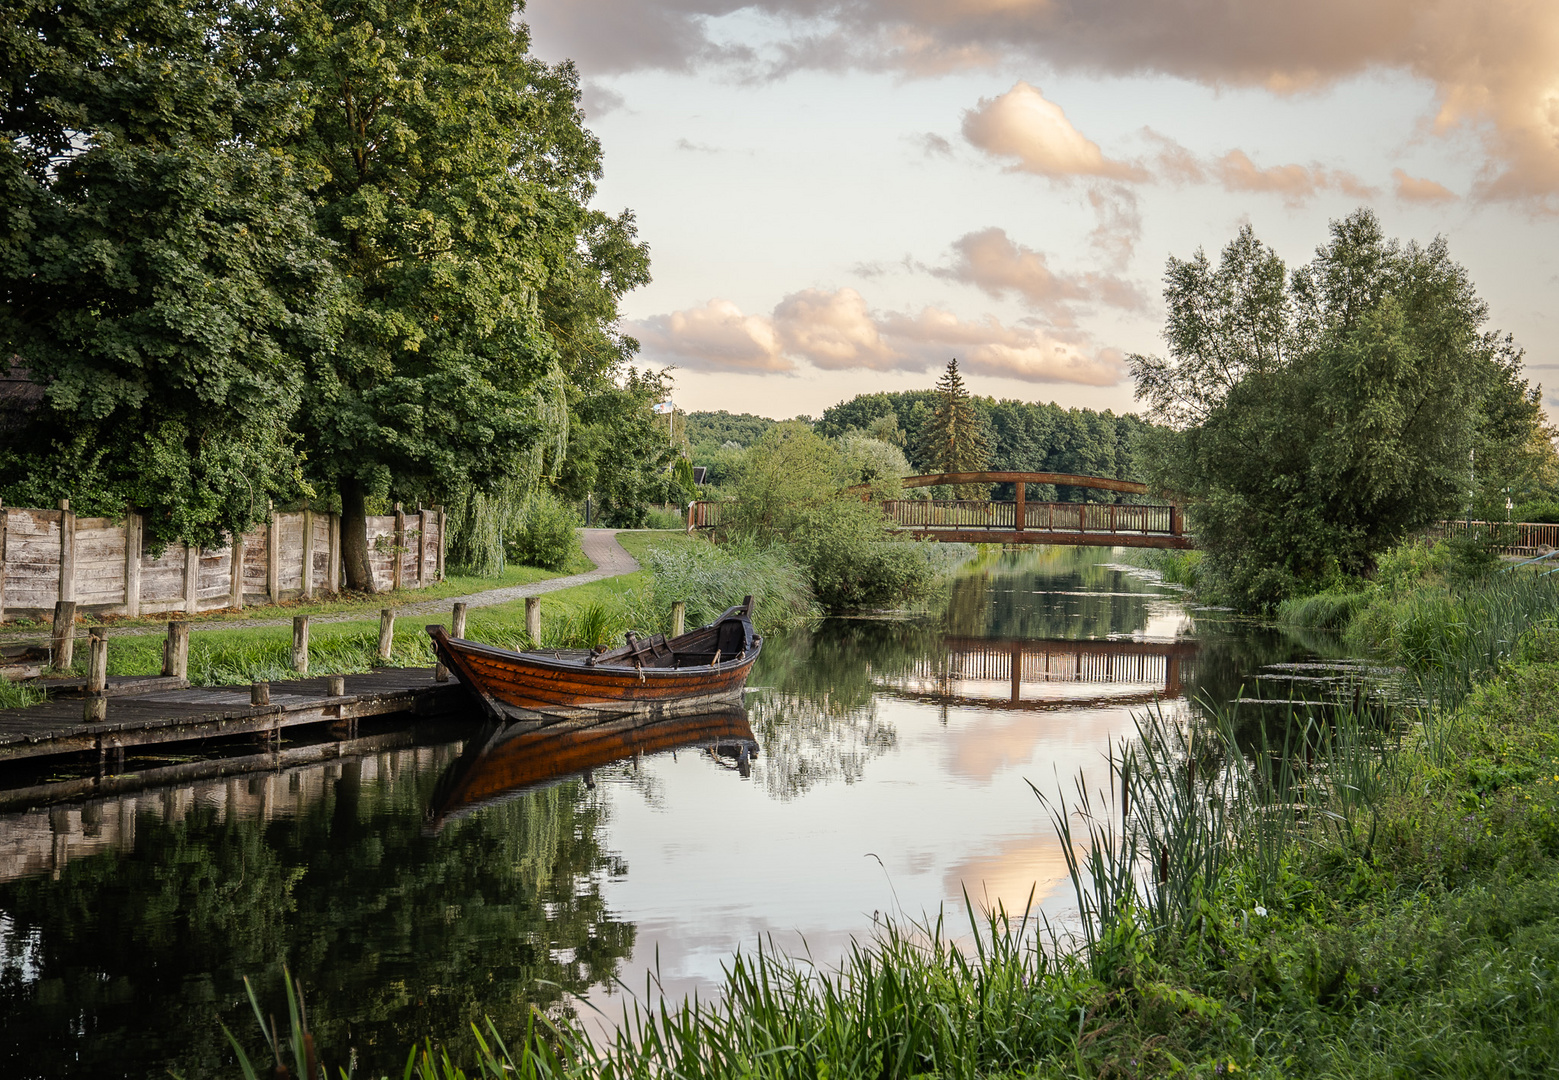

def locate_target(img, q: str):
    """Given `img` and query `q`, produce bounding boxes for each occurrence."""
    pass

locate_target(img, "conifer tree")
[917,359,990,498]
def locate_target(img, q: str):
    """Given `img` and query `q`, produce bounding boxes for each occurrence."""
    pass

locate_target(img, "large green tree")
[1131,210,1543,608]
[268,0,648,587]
[0,0,335,548]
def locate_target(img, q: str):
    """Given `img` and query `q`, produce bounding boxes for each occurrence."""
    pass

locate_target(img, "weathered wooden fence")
[0,501,445,621]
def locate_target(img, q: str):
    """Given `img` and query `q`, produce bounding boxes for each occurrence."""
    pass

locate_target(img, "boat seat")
[716,619,747,657]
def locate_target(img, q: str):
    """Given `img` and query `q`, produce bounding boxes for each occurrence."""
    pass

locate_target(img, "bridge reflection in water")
[878,637,1197,710]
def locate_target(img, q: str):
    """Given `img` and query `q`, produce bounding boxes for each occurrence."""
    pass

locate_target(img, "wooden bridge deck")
[0,668,469,766]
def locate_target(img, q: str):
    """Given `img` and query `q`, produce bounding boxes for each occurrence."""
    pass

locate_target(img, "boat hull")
[429,630,761,722]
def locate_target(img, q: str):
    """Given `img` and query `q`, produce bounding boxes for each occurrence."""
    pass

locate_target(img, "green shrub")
[642,505,687,530]
[506,491,580,570]
[638,537,817,634]
[1373,537,1449,593]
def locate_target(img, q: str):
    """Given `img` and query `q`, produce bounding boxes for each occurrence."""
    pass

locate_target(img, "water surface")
[0,546,1340,1078]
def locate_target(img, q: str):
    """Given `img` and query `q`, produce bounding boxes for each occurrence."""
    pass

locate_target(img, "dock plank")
[0,667,469,763]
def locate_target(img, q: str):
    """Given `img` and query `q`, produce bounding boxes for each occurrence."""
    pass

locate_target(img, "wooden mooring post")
[85,626,108,722]
[378,609,395,662]
[51,600,76,671]
[525,597,541,646]
[436,602,467,681]
[251,682,270,706]
[162,620,189,680]
[292,615,310,674]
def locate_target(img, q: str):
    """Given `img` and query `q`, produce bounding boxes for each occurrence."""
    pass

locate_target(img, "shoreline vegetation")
[217,536,1559,1078]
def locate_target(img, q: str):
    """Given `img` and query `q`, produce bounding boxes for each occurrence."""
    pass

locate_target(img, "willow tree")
[265,0,646,588]
[917,359,990,498]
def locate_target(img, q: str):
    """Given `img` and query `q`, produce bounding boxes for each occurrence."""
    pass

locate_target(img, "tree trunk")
[340,476,377,593]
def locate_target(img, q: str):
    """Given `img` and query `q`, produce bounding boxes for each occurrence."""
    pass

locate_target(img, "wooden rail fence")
[0,500,445,622]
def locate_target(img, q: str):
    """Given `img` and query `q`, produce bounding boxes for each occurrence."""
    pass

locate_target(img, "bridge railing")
[882,500,1178,535]
[1434,519,1559,556]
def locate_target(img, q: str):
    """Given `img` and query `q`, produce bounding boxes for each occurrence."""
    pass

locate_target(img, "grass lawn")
[18,531,705,696]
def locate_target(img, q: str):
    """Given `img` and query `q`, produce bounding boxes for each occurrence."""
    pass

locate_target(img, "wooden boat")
[425,707,758,831]
[426,596,762,722]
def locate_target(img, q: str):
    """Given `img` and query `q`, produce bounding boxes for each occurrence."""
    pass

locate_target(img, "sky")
[524,0,1559,423]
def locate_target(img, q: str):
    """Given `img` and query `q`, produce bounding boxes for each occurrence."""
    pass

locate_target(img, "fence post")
[417,507,428,585]
[292,615,310,674]
[85,626,108,722]
[183,541,200,615]
[267,501,280,604]
[686,503,695,532]
[58,498,75,605]
[1015,484,1025,533]
[1170,505,1183,537]
[377,609,395,662]
[230,532,245,610]
[327,512,341,593]
[301,506,315,599]
[124,507,142,618]
[525,597,541,646]
[51,600,76,670]
[436,506,445,581]
[163,620,189,680]
[392,503,405,591]
[0,498,7,623]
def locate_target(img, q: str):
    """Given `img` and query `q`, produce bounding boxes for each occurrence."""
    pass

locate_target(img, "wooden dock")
[0,668,469,766]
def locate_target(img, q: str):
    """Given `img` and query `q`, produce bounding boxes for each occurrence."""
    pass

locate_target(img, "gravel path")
[4,529,641,642]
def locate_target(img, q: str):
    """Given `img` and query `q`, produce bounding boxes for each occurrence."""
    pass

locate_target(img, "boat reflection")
[425,708,760,832]
[876,636,1198,711]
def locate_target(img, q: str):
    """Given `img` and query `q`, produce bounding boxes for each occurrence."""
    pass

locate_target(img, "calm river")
[0,546,1339,1078]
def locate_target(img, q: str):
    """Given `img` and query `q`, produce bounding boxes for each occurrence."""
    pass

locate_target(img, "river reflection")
[0,546,1339,1078]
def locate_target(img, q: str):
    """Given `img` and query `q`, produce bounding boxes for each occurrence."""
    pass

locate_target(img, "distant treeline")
[687,395,1153,502]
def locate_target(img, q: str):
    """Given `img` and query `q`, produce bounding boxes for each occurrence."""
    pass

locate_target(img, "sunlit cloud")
[631,299,792,373]
[631,287,1125,385]
[962,83,1145,181]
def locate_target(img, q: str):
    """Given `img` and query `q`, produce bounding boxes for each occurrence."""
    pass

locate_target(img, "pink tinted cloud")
[1392,168,1458,203]
[632,288,1125,385]
[933,228,1145,321]
[529,0,1559,204]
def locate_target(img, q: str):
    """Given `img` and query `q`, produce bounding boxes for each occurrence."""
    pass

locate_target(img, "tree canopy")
[0,0,659,575]
[1131,209,1548,609]
[0,0,334,548]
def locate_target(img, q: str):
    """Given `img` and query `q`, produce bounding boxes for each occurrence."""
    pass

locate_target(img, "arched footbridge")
[689,471,1192,549]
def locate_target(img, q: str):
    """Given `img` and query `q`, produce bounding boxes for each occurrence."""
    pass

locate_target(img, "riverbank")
[230,545,1559,1078]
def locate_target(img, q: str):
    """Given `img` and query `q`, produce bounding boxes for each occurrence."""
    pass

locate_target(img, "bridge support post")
[1171,505,1183,536]
[1015,483,1025,532]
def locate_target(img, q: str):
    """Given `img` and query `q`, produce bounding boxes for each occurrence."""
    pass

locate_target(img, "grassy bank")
[0,554,594,639]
